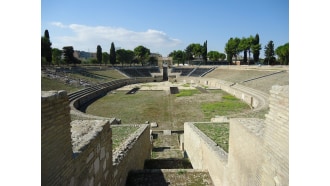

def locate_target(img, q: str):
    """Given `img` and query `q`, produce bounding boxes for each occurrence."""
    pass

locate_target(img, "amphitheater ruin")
[42,65,289,185]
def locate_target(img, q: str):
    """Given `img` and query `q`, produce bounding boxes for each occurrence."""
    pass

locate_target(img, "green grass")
[201,92,250,119]
[175,89,200,97]
[195,123,229,152]
[41,77,81,93]
[111,126,139,151]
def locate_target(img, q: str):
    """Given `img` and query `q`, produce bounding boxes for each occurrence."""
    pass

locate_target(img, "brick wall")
[261,85,289,185]
[41,90,73,185]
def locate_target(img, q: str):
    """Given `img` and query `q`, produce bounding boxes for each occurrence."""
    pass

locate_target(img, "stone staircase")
[125,131,214,185]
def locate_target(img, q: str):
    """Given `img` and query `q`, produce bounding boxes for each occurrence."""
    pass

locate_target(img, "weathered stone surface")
[70,120,108,153]
[150,122,158,128]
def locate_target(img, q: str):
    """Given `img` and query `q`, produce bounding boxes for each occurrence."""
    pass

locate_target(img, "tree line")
[41,30,288,66]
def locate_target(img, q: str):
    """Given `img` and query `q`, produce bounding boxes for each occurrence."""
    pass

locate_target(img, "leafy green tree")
[184,45,194,65]
[264,40,275,65]
[219,53,226,61]
[169,50,186,65]
[207,51,221,61]
[62,46,81,65]
[116,49,135,67]
[102,52,109,65]
[148,56,158,66]
[41,29,52,65]
[275,43,289,65]
[97,45,102,65]
[225,37,240,64]
[52,48,62,66]
[134,45,150,66]
[110,42,116,66]
[202,40,208,64]
[251,33,261,63]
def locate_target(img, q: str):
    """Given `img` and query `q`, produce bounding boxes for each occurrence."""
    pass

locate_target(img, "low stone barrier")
[112,124,151,186]
[184,85,288,186]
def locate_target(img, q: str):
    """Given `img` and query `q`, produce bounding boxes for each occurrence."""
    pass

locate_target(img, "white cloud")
[51,22,182,56]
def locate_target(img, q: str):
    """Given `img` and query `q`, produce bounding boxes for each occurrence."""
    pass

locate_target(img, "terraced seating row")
[117,67,160,77]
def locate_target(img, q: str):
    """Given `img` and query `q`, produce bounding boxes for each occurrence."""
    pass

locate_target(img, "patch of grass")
[195,123,229,152]
[177,169,187,175]
[201,92,250,119]
[111,126,139,151]
[41,77,81,93]
[176,89,200,97]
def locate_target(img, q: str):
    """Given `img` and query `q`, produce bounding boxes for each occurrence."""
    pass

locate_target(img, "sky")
[41,0,289,58]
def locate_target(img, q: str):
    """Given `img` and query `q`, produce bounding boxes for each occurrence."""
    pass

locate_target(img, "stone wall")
[184,85,289,185]
[112,124,151,186]
[42,90,152,186]
[227,118,265,186]
[261,85,289,185]
[70,120,113,186]
[41,90,73,185]
[184,122,228,186]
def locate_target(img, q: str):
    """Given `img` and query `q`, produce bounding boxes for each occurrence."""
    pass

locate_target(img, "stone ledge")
[230,118,265,137]
[70,120,109,153]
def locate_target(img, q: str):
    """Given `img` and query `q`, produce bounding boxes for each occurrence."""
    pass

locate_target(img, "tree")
[202,40,208,64]
[116,49,135,67]
[169,50,186,65]
[97,45,102,65]
[264,40,275,65]
[219,53,226,61]
[207,51,221,61]
[134,45,150,66]
[110,42,116,66]
[62,46,80,65]
[102,52,109,65]
[225,37,240,64]
[148,56,158,66]
[41,29,52,65]
[52,48,62,66]
[251,34,261,63]
[275,43,289,65]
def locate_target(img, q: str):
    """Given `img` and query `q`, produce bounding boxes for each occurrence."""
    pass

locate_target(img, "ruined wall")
[112,124,151,186]
[184,122,228,186]
[42,91,113,186]
[227,118,265,186]
[41,90,73,185]
[70,120,113,186]
[184,85,288,186]
[260,85,289,185]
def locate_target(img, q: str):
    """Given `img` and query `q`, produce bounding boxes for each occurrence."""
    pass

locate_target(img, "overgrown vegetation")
[195,123,230,152]
[175,89,200,97]
[111,126,139,151]
[41,77,80,93]
[201,93,250,120]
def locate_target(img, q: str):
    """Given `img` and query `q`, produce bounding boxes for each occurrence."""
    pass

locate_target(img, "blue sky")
[41,0,288,57]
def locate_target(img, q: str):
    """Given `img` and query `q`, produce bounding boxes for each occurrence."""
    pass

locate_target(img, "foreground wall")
[184,122,228,186]
[112,124,151,186]
[184,85,289,186]
[42,91,151,186]
[42,90,73,185]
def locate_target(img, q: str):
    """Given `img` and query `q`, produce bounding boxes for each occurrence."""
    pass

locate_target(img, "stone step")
[126,169,214,186]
